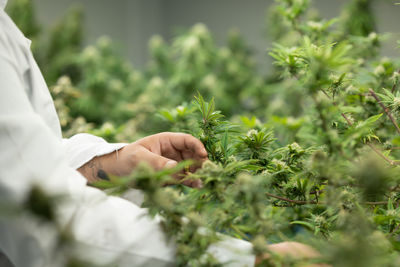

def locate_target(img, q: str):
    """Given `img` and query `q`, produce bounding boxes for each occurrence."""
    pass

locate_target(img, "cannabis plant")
[7,0,400,266]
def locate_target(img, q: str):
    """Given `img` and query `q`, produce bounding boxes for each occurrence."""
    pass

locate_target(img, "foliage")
[6,0,400,266]
[5,0,40,45]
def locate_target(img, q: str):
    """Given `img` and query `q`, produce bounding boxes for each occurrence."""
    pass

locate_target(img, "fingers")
[133,132,208,175]
[257,242,327,267]
[163,133,208,159]
[181,178,203,188]
[166,133,208,173]
[268,242,321,259]
[139,146,177,171]
[135,146,201,188]
[135,132,208,159]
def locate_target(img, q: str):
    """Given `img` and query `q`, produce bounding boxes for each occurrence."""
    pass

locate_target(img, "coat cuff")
[63,133,127,169]
[208,235,255,267]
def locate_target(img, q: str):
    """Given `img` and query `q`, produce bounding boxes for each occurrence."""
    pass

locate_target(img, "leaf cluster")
[7,0,400,266]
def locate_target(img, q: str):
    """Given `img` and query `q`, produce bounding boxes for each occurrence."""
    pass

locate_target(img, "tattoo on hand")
[97,169,110,181]
[78,157,109,183]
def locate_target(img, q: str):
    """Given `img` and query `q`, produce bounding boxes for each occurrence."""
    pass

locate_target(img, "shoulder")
[0,9,32,74]
[0,8,31,47]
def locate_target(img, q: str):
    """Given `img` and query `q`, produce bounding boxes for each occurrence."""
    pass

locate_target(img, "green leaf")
[363,113,383,125]
[291,221,314,230]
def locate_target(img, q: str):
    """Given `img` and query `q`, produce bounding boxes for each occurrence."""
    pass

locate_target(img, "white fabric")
[62,133,127,169]
[0,0,7,10]
[0,7,255,267]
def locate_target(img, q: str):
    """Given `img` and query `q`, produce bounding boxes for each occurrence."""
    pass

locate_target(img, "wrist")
[77,150,121,183]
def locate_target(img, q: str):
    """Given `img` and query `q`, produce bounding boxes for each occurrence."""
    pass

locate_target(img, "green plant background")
[6,0,400,266]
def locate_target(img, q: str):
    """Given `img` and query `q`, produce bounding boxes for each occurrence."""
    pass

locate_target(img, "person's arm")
[0,10,324,266]
[0,30,251,267]
[62,133,127,182]
[76,132,208,187]
[0,15,258,266]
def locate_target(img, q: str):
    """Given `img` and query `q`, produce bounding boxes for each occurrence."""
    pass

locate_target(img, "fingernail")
[165,160,177,168]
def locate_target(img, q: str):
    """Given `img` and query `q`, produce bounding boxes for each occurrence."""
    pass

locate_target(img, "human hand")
[80,132,208,187]
[127,132,208,171]
[256,242,329,267]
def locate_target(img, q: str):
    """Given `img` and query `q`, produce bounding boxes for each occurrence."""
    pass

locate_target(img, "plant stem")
[310,189,325,195]
[364,201,389,205]
[322,89,354,126]
[266,192,319,205]
[391,70,400,93]
[369,88,400,135]
[341,112,353,126]
[327,89,400,166]
[313,95,335,154]
[266,192,388,206]
[389,223,400,237]
[366,143,400,166]
[230,224,249,241]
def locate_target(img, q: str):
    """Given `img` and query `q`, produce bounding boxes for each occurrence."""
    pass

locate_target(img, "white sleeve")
[207,237,255,267]
[62,133,127,169]
[0,32,255,267]
[0,41,177,266]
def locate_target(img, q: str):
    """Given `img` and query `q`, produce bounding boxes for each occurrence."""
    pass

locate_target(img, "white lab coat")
[0,2,255,267]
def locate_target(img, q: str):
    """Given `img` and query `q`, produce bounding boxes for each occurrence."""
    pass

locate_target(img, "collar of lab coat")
[0,0,7,10]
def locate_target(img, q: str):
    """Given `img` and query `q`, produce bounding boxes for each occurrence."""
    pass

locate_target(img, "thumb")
[140,148,177,171]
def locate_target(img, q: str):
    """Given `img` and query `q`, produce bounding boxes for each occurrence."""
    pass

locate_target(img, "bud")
[307,21,323,31]
[246,129,258,137]
[373,65,385,76]
[192,23,209,38]
[149,35,164,51]
[82,45,99,61]
[288,142,302,153]
[252,235,268,255]
[236,172,253,186]
[391,71,400,84]
[202,160,219,171]
[368,32,379,43]
[97,36,112,50]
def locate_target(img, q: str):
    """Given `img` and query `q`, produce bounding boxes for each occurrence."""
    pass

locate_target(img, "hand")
[123,132,208,171]
[256,242,329,267]
[79,132,208,187]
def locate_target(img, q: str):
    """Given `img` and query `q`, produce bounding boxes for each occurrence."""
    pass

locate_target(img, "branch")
[323,88,400,166]
[326,88,400,165]
[265,192,318,205]
[369,88,400,135]
[366,143,400,166]
[310,189,324,195]
[390,223,400,237]
[342,111,399,165]
[230,224,250,241]
[266,192,388,206]
[364,201,389,205]
[321,89,354,126]
[321,91,395,164]
[341,112,353,126]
